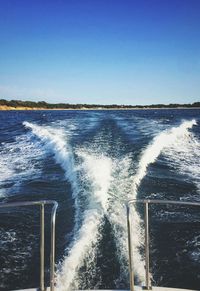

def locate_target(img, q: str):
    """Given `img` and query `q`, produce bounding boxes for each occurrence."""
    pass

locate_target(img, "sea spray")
[0,134,44,197]
[56,150,113,290]
[132,119,197,195]
[107,156,146,284]
[23,121,82,233]
[128,119,197,284]
[23,122,78,195]
[105,119,197,285]
[57,210,103,290]
[23,119,197,288]
[163,123,200,195]
[24,122,113,289]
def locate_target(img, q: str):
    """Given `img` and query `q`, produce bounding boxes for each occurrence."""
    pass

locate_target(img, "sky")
[0,0,200,105]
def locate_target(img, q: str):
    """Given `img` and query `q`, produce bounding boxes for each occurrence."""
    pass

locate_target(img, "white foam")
[56,150,113,290]
[132,119,197,195]
[163,124,200,194]
[23,121,78,197]
[24,121,83,239]
[78,151,112,211]
[21,118,197,288]
[107,156,146,283]
[126,119,197,283]
[0,134,44,197]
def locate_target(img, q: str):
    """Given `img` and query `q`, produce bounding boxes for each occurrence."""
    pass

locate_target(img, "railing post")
[127,204,134,291]
[0,200,58,291]
[144,201,151,290]
[40,203,45,291]
[50,202,58,291]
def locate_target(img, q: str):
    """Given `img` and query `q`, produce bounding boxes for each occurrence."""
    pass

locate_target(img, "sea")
[0,109,200,291]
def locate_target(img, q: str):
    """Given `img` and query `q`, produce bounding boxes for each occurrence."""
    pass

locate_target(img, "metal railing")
[0,200,58,291]
[127,199,200,291]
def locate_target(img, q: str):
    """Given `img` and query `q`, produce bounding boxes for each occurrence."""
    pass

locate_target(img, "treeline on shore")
[0,99,200,109]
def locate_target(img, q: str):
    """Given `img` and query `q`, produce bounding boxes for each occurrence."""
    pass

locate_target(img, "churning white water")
[126,119,197,285]
[163,123,200,195]
[0,133,44,197]
[23,121,83,233]
[23,122,78,196]
[23,119,197,290]
[132,119,197,195]
[56,150,113,290]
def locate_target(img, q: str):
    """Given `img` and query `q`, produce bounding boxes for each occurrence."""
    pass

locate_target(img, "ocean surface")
[0,109,200,290]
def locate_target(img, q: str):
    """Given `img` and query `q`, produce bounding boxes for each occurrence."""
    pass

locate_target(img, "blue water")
[0,109,200,290]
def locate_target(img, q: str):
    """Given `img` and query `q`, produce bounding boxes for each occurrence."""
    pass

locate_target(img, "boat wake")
[57,150,113,290]
[132,119,197,195]
[23,119,198,290]
[23,121,78,197]
[0,132,45,198]
[127,119,197,285]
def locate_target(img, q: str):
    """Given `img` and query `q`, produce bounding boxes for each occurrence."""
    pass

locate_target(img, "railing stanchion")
[50,202,58,291]
[144,201,151,290]
[127,199,200,290]
[127,204,134,291]
[40,203,45,291]
[0,200,58,291]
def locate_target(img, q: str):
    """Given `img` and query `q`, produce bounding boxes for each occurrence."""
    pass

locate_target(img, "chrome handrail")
[0,200,58,291]
[127,199,200,291]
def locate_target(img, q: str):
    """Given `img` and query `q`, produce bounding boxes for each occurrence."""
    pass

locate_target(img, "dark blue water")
[0,109,200,290]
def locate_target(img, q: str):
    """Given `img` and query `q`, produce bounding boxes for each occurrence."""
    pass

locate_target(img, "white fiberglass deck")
[16,287,197,291]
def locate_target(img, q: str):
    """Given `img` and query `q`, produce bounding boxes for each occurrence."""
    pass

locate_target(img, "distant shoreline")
[0,105,200,111]
[0,99,200,110]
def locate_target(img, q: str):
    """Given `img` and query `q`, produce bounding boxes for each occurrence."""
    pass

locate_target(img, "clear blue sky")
[0,0,200,105]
